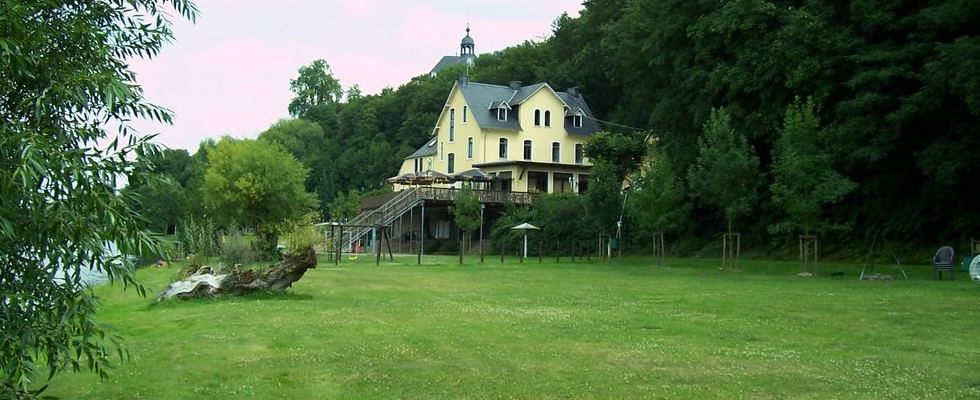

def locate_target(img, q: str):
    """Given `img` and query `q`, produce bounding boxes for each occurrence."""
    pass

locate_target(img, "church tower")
[429,25,477,76]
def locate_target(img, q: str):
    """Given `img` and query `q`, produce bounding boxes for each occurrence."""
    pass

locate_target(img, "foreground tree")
[585,162,625,257]
[583,131,648,257]
[630,145,691,262]
[770,99,856,272]
[532,192,589,256]
[203,137,318,259]
[0,0,197,396]
[450,185,482,264]
[687,108,760,268]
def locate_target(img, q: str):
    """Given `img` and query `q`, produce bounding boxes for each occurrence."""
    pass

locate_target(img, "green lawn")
[42,255,980,399]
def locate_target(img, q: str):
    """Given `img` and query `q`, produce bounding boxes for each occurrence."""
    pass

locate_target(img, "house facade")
[397,77,601,194]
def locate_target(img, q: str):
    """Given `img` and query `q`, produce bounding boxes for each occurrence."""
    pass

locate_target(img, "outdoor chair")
[933,246,955,280]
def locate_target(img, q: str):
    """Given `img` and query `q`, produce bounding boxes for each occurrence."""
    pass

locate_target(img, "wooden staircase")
[344,188,424,249]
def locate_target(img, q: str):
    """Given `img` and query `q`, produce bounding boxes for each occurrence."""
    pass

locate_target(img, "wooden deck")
[361,188,537,212]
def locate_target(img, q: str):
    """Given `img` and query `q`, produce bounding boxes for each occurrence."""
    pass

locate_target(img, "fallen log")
[156,246,317,301]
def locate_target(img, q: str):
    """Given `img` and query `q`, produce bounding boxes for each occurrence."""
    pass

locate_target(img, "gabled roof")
[405,137,437,159]
[557,91,602,136]
[509,82,553,105]
[453,80,601,135]
[430,56,464,75]
[456,82,523,131]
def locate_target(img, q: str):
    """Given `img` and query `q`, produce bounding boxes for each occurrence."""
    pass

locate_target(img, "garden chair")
[933,246,955,280]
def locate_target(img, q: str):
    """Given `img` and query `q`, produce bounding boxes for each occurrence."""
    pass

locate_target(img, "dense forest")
[136,0,979,257]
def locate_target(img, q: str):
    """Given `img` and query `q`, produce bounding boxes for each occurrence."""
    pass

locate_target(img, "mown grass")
[41,254,980,399]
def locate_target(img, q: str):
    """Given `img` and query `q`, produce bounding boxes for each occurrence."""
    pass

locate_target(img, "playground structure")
[315,222,394,266]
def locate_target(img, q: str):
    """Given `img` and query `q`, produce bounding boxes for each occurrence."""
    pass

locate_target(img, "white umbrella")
[511,222,540,259]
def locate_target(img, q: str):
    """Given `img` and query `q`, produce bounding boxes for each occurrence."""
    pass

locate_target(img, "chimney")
[458,75,468,86]
[567,87,580,98]
[509,81,522,90]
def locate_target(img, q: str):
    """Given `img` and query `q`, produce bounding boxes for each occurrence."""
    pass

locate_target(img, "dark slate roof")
[429,55,475,75]
[405,137,437,159]
[456,81,601,136]
[558,91,602,136]
[430,56,462,75]
[457,82,523,131]
[509,82,548,105]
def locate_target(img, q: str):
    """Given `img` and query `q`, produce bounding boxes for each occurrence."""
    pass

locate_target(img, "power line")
[584,114,651,133]
[583,115,659,142]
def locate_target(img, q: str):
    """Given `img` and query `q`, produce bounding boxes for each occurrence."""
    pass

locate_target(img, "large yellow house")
[397,77,601,193]
[346,77,602,255]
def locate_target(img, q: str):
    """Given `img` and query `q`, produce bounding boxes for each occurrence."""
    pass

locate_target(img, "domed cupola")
[460,25,475,56]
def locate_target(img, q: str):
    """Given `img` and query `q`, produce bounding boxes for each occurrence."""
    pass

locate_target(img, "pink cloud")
[336,0,386,18]
[125,0,585,152]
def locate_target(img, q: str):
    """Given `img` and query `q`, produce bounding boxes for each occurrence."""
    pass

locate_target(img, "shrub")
[220,228,256,267]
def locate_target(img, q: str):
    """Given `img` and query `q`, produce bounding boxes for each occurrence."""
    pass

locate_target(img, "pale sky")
[128,0,585,152]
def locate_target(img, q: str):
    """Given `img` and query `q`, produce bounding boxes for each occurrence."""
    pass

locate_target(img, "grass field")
[40,254,980,399]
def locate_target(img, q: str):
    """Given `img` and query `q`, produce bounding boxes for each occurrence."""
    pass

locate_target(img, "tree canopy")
[0,0,197,395]
[687,108,761,235]
[769,99,856,237]
[202,137,318,254]
[288,59,344,118]
[149,0,978,255]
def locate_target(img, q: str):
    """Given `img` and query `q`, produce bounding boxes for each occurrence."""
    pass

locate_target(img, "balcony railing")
[361,188,537,212]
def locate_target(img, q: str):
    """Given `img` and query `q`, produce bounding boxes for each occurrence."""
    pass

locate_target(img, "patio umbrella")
[511,222,540,259]
[451,168,497,182]
[386,172,415,184]
[425,170,451,184]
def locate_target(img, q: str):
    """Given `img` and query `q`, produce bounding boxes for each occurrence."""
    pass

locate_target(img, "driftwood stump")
[156,246,317,301]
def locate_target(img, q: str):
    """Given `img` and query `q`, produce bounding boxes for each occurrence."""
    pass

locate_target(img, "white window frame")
[449,108,455,142]
[497,108,508,121]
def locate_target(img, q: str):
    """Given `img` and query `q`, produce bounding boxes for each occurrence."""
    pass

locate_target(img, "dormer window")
[491,101,511,122]
[497,108,508,121]
[567,108,585,128]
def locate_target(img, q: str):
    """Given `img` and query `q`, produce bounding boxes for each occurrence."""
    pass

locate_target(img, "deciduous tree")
[769,99,856,238]
[202,137,318,258]
[450,185,482,264]
[288,59,344,118]
[630,145,690,246]
[0,0,196,396]
[687,108,761,237]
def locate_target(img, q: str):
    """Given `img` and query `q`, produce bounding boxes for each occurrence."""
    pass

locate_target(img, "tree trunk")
[156,246,317,301]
